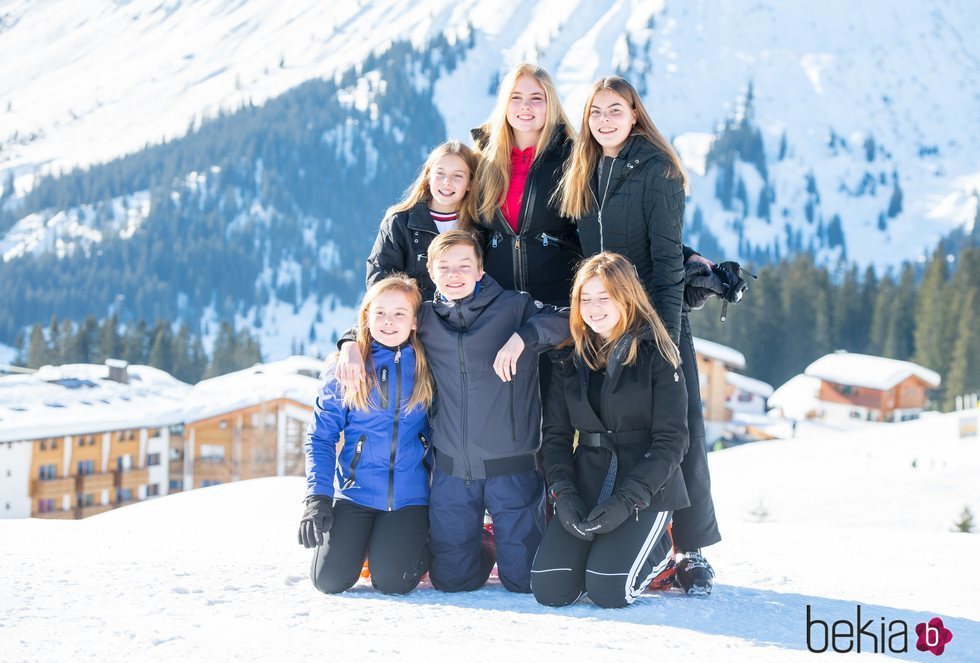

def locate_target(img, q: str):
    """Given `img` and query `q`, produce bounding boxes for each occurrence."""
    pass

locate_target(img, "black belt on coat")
[578,430,651,451]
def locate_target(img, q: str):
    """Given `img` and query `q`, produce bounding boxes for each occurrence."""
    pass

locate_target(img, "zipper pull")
[394,347,401,364]
[356,439,363,453]
[542,234,549,247]
[491,232,499,248]
[515,238,521,250]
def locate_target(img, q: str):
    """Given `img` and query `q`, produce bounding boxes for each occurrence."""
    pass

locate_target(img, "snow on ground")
[2,411,978,661]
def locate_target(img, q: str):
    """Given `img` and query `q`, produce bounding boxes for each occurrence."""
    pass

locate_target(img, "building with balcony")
[1,356,322,519]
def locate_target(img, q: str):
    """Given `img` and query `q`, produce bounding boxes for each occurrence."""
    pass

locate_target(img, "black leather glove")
[683,261,727,310]
[298,495,334,548]
[575,490,647,537]
[549,480,593,542]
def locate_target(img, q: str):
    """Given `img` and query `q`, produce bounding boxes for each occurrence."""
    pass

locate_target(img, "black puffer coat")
[366,201,486,300]
[542,330,690,513]
[577,135,686,343]
[473,126,582,307]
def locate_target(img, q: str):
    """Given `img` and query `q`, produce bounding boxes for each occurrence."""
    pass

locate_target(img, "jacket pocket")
[536,232,583,257]
[342,434,366,490]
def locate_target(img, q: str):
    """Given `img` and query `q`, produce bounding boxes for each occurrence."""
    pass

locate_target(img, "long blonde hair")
[474,63,573,221]
[557,76,689,220]
[569,252,680,371]
[385,141,479,232]
[339,275,434,412]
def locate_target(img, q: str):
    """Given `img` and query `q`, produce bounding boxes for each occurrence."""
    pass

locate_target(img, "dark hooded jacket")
[542,329,690,513]
[472,125,582,307]
[576,135,686,343]
[419,273,569,480]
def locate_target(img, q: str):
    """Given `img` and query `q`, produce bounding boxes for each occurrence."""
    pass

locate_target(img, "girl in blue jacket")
[299,274,434,595]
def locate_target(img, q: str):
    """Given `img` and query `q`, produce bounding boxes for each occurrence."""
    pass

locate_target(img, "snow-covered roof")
[767,374,822,420]
[692,337,746,369]
[0,363,190,443]
[804,351,941,391]
[182,356,323,423]
[726,372,774,398]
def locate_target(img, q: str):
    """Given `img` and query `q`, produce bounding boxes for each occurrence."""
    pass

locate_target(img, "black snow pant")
[310,499,429,595]
[428,465,545,594]
[531,507,674,609]
[671,313,722,551]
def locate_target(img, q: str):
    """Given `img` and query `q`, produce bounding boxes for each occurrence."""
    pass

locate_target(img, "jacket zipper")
[536,232,583,256]
[379,365,389,409]
[590,158,617,252]
[509,380,518,440]
[342,435,366,490]
[387,352,402,511]
[455,306,472,484]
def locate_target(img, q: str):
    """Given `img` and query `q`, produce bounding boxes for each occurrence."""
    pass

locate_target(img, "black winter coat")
[542,330,690,513]
[577,135,686,343]
[366,201,476,301]
[473,126,582,307]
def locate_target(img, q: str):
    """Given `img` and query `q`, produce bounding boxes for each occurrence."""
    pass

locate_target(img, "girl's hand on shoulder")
[493,333,525,382]
[335,341,366,390]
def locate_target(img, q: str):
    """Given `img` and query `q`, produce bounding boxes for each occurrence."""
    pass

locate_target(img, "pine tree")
[26,324,47,369]
[122,319,149,365]
[913,245,951,385]
[148,321,175,372]
[97,314,122,362]
[883,265,916,359]
[952,506,975,533]
[943,288,980,411]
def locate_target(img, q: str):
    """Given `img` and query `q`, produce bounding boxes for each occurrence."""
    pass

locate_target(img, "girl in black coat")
[473,63,582,307]
[531,252,689,609]
[365,141,481,300]
[556,76,719,595]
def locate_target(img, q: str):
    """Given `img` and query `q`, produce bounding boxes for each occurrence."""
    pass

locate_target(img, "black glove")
[712,261,751,304]
[549,480,593,542]
[298,495,334,548]
[574,491,647,537]
[683,261,727,310]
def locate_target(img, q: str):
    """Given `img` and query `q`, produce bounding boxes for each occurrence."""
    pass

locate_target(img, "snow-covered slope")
[2,0,979,269]
[2,411,978,661]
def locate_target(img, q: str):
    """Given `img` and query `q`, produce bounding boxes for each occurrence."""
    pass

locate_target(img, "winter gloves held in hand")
[683,259,751,310]
[298,495,334,548]
[550,481,648,540]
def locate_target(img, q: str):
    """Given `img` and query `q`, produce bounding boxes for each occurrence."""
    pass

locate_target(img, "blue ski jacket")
[305,342,430,511]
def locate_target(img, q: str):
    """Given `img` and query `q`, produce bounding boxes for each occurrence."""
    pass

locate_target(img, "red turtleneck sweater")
[501,145,535,233]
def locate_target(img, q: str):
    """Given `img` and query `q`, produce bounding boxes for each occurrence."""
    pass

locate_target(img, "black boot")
[674,549,714,596]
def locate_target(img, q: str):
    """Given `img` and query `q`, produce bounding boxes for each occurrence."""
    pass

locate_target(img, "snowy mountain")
[1,0,979,356]
[3,410,978,661]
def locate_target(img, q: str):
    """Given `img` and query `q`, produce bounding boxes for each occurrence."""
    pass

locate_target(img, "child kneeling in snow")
[337,230,570,593]
[299,274,434,595]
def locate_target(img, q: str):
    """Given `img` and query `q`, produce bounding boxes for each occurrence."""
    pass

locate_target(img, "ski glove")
[298,495,334,548]
[549,480,594,542]
[575,491,647,537]
[712,262,750,304]
[683,261,727,310]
